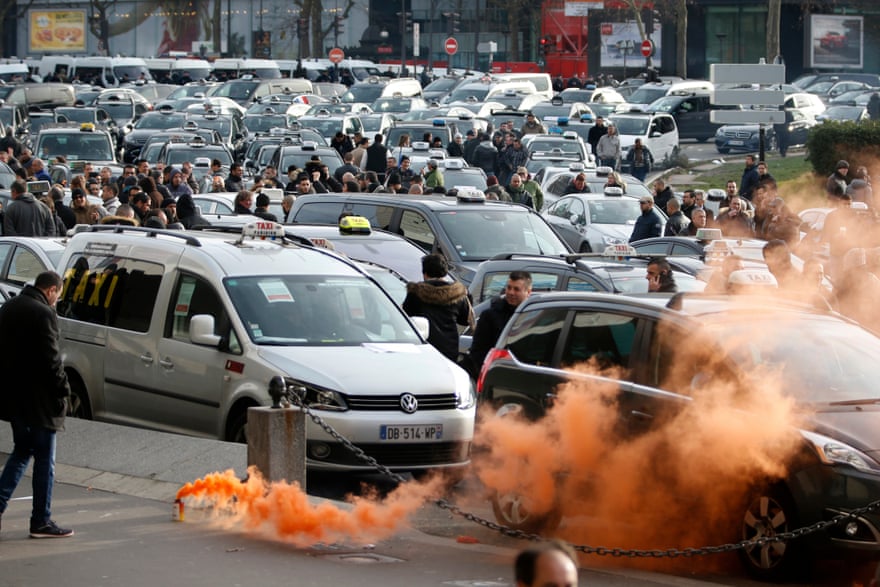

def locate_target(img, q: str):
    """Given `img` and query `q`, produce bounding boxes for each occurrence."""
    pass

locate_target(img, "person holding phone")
[646,258,677,293]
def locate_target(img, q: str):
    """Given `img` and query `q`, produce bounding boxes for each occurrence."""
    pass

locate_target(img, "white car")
[609,111,679,168]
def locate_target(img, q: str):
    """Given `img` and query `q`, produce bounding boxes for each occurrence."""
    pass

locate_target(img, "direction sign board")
[328,47,345,64]
[710,110,786,125]
[445,37,458,56]
[641,39,654,58]
[709,63,786,124]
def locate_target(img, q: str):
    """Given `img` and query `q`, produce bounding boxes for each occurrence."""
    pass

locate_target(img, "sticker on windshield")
[258,279,294,303]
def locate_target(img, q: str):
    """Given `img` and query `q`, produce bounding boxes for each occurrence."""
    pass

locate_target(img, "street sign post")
[640,39,654,58]
[328,47,344,64]
[709,62,786,160]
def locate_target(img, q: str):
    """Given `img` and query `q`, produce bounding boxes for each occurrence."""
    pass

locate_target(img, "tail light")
[476,347,511,394]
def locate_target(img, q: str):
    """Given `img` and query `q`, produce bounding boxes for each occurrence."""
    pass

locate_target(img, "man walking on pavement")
[0,271,74,538]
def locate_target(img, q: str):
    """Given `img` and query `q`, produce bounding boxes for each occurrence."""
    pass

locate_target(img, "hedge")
[806,120,880,176]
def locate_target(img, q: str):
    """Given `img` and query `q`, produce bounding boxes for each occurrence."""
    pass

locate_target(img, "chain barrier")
[286,387,880,558]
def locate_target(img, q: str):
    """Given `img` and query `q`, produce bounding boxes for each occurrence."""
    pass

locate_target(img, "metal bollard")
[247,378,307,488]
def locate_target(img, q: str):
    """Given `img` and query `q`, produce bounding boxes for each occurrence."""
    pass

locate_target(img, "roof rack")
[84,224,203,246]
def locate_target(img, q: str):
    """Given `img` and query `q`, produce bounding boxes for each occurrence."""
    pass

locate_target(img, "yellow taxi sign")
[338,215,371,235]
[80,122,96,132]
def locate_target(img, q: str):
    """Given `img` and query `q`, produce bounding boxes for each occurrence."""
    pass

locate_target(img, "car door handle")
[159,358,174,370]
[630,410,654,421]
[140,353,154,365]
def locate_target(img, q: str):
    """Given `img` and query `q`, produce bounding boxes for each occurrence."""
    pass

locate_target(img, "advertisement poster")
[30,11,87,53]
[809,14,863,69]
[600,20,661,68]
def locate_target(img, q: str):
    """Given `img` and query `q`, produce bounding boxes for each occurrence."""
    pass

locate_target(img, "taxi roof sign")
[339,215,372,234]
[241,221,285,241]
[602,243,637,259]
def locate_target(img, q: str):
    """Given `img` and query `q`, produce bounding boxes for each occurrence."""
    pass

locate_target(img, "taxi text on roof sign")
[338,215,371,235]
[242,221,285,240]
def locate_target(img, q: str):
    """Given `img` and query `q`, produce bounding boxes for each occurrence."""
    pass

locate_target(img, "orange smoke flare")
[176,467,442,546]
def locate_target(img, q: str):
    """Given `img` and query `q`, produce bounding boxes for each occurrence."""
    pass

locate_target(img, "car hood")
[807,406,880,455]
[590,222,634,241]
[257,343,465,395]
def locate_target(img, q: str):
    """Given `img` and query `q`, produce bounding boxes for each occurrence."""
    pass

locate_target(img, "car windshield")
[449,87,490,102]
[212,81,258,101]
[56,109,99,123]
[705,315,880,404]
[609,116,649,136]
[135,113,185,129]
[435,209,569,261]
[371,98,413,113]
[96,101,135,123]
[626,87,667,104]
[341,85,384,103]
[167,148,232,167]
[587,199,641,224]
[528,140,583,157]
[224,274,420,346]
[298,118,346,137]
[245,115,287,133]
[38,133,114,162]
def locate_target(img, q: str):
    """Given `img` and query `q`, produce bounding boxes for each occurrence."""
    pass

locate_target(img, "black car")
[477,291,880,580]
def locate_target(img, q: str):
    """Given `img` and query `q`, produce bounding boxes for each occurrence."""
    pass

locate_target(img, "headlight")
[802,430,880,473]
[453,369,476,410]
[602,234,623,245]
[284,377,348,411]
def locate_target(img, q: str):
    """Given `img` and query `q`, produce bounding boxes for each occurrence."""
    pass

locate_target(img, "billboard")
[30,10,87,53]
[599,20,661,68]
[808,14,863,69]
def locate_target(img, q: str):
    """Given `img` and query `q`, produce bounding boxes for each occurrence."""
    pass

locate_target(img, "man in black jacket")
[0,271,73,538]
[629,195,663,242]
[402,254,473,361]
[468,270,532,376]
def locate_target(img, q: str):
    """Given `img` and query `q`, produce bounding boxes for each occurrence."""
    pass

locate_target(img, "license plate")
[729,140,744,146]
[380,424,443,442]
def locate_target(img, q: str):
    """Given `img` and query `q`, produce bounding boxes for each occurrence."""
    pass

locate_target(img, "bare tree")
[767,0,781,62]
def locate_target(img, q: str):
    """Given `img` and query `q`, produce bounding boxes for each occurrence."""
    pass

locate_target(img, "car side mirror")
[190,314,221,346]
[569,213,580,225]
[650,130,661,137]
[411,315,430,340]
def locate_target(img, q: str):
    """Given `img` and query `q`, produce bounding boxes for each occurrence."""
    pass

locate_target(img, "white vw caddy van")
[56,222,475,472]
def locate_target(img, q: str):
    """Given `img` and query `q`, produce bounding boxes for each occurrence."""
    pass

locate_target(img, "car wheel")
[67,376,92,419]
[717,147,730,155]
[579,242,592,253]
[738,485,804,581]
[225,407,250,443]
[491,490,562,534]
[697,136,711,143]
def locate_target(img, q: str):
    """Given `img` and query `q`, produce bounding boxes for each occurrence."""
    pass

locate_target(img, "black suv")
[477,291,880,580]
[648,92,738,142]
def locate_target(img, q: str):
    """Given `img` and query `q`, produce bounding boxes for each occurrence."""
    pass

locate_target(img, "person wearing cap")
[629,195,663,242]
[423,159,444,189]
[447,133,464,157]
[520,112,546,136]
[463,129,480,164]
[386,173,403,194]
[402,254,473,362]
[826,160,850,200]
[167,167,193,198]
[517,167,544,211]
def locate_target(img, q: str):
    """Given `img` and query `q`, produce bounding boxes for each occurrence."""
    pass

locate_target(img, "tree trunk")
[766,0,781,62]
[675,0,687,77]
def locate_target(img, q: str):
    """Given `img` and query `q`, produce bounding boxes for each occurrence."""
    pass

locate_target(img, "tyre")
[579,242,592,253]
[738,485,804,581]
[225,408,249,443]
[67,377,92,419]
[490,490,562,534]
[717,147,730,155]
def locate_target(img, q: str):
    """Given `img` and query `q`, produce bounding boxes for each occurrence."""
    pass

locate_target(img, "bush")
[806,120,880,176]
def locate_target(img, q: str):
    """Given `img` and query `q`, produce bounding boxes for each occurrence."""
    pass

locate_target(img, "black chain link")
[286,387,880,558]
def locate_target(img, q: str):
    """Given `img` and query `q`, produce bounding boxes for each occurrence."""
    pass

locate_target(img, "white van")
[342,76,422,103]
[0,62,29,83]
[72,56,152,87]
[55,222,476,472]
[211,58,281,80]
[492,72,553,101]
[445,79,537,103]
[37,55,76,82]
[618,80,715,112]
[144,58,212,83]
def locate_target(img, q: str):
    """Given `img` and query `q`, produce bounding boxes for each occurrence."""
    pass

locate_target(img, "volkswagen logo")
[399,393,418,414]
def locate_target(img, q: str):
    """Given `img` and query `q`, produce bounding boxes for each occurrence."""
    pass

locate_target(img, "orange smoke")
[474,324,804,570]
[176,467,441,546]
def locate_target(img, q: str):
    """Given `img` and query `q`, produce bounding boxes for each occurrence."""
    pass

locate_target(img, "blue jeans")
[0,420,56,527]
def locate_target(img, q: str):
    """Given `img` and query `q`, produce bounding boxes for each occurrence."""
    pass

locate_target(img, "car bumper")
[304,407,476,471]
